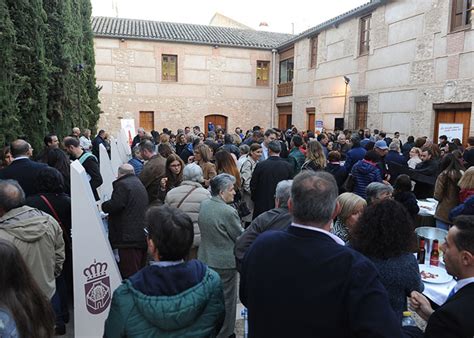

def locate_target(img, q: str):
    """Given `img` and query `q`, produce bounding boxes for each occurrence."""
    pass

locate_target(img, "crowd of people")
[1,123,474,337]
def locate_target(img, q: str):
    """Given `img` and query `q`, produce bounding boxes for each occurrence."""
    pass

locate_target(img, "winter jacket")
[198,197,243,269]
[0,206,65,299]
[102,174,149,249]
[449,195,474,221]
[234,207,292,272]
[351,160,383,199]
[165,181,211,247]
[325,163,347,193]
[288,147,305,174]
[344,146,366,172]
[393,191,420,220]
[411,159,439,199]
[139,154,166,204]
[240,157,257,222]
[434,171,461,224]
[104,260,225,338]
[128,157,144,176]
[386,150,408,183]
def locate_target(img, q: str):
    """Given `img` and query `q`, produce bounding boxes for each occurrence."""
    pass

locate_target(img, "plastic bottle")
[401,311,416,326]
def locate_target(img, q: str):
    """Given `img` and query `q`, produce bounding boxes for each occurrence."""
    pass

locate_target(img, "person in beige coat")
[434,153,463,229]
[240,143,262,225]
[0,180,64,300]
[165,163,211,258]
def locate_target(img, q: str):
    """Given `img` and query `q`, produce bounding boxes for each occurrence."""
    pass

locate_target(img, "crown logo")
[83,260,108,282]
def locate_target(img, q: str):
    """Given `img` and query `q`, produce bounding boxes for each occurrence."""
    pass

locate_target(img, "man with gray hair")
[235,180,293,271]
[131,127,146,150]
[250,140,293,219]
[0,179,65,300]
[240,171,419,337]
[138,140,166,204]
[366,182,394,205]
[385,141,408,184]
[102,163,149,278]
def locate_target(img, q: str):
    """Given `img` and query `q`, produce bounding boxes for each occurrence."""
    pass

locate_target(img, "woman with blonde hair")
[458,166,474,202]
[193,144,216,187]
[301,140,327,171]
[407,147,422,169]
[332,193,367,243]
[159,133,170,145]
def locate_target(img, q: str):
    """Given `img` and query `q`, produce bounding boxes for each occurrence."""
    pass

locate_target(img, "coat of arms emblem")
[83,260,111,314]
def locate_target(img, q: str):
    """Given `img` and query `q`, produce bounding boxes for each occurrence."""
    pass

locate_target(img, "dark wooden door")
[278,105,292,131]
[434,109,471,146]
[204,115,228,132]
[139,111,154,132]
[355,101,368,130]
[307,108,315,132]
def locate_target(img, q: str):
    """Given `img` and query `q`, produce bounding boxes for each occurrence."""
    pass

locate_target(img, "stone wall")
[289,0,473,139]
[94,38,274,134]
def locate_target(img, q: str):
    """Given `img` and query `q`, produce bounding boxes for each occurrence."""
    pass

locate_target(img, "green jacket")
[288,147,305,174]
[198,197,243,269]
[104,265,225,337]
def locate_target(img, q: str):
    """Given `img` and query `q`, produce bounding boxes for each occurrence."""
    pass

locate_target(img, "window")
[309,36,318,68]
[162,54,177,81]
[279,58,294,83]
[451,0,472,31]
[256,61,270,86]
[359,15,371,55]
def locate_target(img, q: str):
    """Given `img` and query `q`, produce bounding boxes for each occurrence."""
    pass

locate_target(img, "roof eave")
[276,0,386,51]
[93,33,280,51]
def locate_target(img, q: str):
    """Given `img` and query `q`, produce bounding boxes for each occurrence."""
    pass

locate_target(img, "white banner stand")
[120,118,136,147]
[115,135,128,165]
[110,136,122,176]
[99,144,115,202]
[71,160,122,337]
[119,128,132,157]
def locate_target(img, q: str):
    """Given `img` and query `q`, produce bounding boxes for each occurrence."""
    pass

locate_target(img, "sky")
[90,0,369,34]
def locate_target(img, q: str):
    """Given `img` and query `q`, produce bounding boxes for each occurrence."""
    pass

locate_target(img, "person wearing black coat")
[250,141,293,220]
[410,149,439,199]
[393,174,420,220]
[102,164,149,278]
[385,142,408,184]
[92,130,107,160]
[25,167,72,333]
[325,151,347,193]
[235,180,293,272]
[0,140,47,197]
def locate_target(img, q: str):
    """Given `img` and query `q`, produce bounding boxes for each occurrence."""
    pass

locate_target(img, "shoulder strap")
[39,195,67,234]
[177,186,198,209]
[78,151,97,165]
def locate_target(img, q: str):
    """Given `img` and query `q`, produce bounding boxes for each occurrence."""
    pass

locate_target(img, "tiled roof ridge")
[92,16,293,49]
